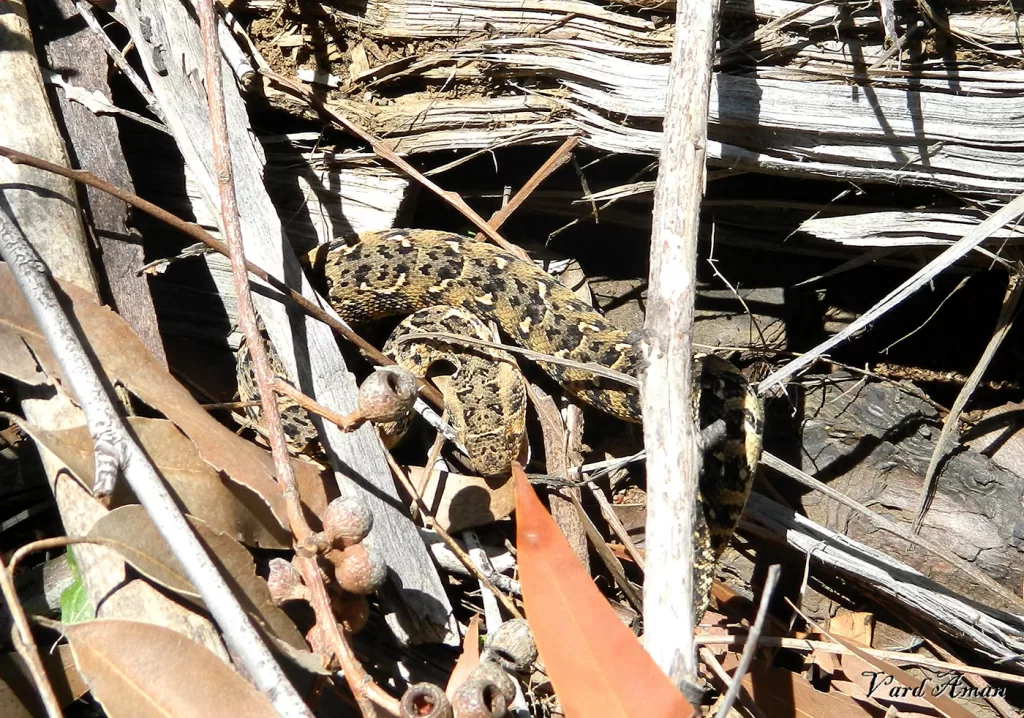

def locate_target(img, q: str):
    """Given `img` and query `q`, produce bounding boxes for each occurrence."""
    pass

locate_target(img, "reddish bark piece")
[826,630,977,718]
[514,464,692,718]
[742,660,883,718]
[446,614,481,700]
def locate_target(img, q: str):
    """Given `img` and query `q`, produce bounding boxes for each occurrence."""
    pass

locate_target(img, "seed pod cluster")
[320,495,385,634]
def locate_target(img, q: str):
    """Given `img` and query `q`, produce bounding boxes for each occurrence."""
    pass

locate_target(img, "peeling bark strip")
[276,0,1024,196]
[33,0,167,367]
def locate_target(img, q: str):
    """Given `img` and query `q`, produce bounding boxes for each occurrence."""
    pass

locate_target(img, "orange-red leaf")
[514,465,692,718]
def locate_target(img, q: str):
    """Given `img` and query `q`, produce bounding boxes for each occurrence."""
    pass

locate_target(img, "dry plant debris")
[2,0,1024,717]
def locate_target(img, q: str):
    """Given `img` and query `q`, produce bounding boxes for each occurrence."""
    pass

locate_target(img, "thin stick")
[273,378,366,432]
[396,331,637,387]
[295,551,399,715]
[384,454,523,619]
[588,484,646,571]
[196,7,383,715]
[713,565,781,718]
[408,433,447,525]
[642,0,722,691]
[912,274,1023,532]
[472,136,580,251]
[73,0,166,123]
[197,0,306,540]
[697,647,767,718]
[0,144,445,410]
[201,400,262,411]
[8,536,143,576]
[0,554,61,718]
[568,491,643,612]
[694,635,1024,686]
[921,635,1021,718]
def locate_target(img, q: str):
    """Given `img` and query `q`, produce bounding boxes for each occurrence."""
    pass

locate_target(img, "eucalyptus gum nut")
[323,495,373,547]
[327,543,387,595]
[358,367,417,423]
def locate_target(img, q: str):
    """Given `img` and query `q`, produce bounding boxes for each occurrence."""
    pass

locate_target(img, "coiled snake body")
[255,229,763,617]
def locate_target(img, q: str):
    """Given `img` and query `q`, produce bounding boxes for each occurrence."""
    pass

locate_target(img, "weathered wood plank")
[35,0,167,366]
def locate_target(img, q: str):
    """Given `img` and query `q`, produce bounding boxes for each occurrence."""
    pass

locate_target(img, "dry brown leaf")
[408,465,514,532]
[88,505,306,650]
[0,326,48,386]
[64,619,277,717]
[16,417,314,549]
[0,266,317,528]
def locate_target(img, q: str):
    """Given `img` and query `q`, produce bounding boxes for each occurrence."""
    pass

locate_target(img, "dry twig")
[196,5,395,713]
[259,67,521,255]
[0,143,445,411]
[758,191,1024,394]
[695,633,1024,685]
[385,455,523,619]
[713,565,781,718]
[0,553,61,718]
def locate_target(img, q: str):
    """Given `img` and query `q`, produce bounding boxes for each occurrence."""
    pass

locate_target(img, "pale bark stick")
[111,0,457,643]
[713,565,780,718]
[642,0,721,691]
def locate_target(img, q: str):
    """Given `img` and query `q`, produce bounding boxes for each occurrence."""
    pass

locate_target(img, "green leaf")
[59,549,94,624]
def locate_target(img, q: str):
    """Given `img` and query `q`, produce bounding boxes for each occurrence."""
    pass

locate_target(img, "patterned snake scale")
[300,229,763,618]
